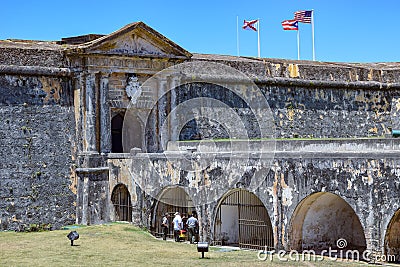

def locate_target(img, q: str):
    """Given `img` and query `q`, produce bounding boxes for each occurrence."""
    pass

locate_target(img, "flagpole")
[237,16,240,56]
[257,19,260,58]
[311,9,315,61]
[297,25,300,60]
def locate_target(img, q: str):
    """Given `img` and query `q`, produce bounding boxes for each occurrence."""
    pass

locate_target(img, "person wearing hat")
[161,212,169,240]
[173,212,183,242]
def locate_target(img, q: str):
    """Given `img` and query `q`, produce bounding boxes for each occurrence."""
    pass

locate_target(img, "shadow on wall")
[289,192,367,253]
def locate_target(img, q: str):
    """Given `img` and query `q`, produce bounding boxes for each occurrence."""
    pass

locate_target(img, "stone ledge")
[179,72,400,90]
[129,150,400,160]
[75,167,109,173]
[168,138,400,153]
[0,65,71,77]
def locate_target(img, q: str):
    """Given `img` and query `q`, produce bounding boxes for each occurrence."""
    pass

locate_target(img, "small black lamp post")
[67,231,79,246]
[197,242,209,258]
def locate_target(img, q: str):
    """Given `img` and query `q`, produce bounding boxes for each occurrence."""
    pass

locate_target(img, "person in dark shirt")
[161,213,169,240]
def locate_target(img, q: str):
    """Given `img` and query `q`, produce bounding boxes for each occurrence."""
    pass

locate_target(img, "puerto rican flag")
[242,19,258,31]
[281,19,298,30]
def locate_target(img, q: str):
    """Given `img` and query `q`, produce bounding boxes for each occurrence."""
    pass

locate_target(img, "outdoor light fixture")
[392,129,400,137]
[67,231,79,246]
[197,242,209,258]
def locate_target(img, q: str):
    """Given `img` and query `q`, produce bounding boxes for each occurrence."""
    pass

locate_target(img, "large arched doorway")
[111,184,132,222]
[213,189,273,250]
[152,187,196,239]
[289,192,366,254]
[385,209,400,262]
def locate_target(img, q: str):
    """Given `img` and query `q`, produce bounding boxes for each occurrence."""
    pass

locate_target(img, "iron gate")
[111,184,132,222]
[214,189,273,250]
[153,187,195,238]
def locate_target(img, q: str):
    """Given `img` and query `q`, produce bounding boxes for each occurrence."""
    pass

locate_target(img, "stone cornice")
[0,64,71,77]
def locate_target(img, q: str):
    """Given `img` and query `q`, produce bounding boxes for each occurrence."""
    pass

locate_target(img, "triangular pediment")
[78,22,192,59]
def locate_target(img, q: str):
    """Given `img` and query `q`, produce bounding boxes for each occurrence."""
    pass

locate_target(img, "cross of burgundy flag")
[242,19,258,31]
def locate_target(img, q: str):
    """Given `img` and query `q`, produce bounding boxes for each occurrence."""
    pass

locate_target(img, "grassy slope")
[0,223,372,267]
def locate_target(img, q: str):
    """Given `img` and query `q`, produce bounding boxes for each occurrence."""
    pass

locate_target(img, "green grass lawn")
[0,223,393,267]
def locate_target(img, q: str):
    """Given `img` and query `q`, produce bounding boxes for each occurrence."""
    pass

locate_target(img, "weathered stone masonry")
[1,22,400,260]
[0,72,76,230]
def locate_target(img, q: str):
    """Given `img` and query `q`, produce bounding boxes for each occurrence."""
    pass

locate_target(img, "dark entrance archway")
[385,209,400,262]
[213,189,273,250]
[152,187,196,239]
[289,192,366,254]
[111,113,124,153]
[111,184,132,222]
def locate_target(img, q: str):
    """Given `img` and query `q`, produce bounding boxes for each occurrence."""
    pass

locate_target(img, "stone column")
[169,76,179,142]
[274,168,284,250]
[74,73,84,153]
[100,73,111,153]
[76,175,90,225]
[364,206,383,252]
[84,72,98,152]
[132,185,143,226]
[82,176,90,225]
[157,77,168,151]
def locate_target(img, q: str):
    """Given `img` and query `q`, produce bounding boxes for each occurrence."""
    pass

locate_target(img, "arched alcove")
[111,184,132,222]
[213,189,273,250]
[289,192,366,254]
[152,186,196,239]
[385,209,400,262]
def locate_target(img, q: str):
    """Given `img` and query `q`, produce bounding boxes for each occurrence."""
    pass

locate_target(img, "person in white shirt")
[186,213,199,244]
[173,212,183,242]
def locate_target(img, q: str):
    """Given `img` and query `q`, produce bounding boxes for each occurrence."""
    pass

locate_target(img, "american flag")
[281,19,298,31]
[294,10,313,23]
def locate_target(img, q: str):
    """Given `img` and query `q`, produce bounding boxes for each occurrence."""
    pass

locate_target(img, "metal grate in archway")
[214,189,273,250]
[111,184,132,222]
[153,187,195,239]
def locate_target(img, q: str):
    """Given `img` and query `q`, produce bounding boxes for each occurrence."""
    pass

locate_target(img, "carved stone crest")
[125,76,142,104]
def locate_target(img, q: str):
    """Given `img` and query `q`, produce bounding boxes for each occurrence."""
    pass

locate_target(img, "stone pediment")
[78,22,192,59]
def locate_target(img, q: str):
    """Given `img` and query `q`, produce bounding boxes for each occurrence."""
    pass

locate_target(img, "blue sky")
[1,0,400,63]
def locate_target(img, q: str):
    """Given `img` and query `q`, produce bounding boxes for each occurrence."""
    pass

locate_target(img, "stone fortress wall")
[0,22,399,260]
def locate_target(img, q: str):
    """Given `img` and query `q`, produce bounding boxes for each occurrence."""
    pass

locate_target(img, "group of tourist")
[161,211,199,243]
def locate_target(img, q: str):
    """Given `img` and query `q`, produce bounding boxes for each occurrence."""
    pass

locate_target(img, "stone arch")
[111,183,132,222]
[213,189,273,250]
[289,192,366,253]
[111,113,124,153]
[151,186,196,239]
[384,209,400,262]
